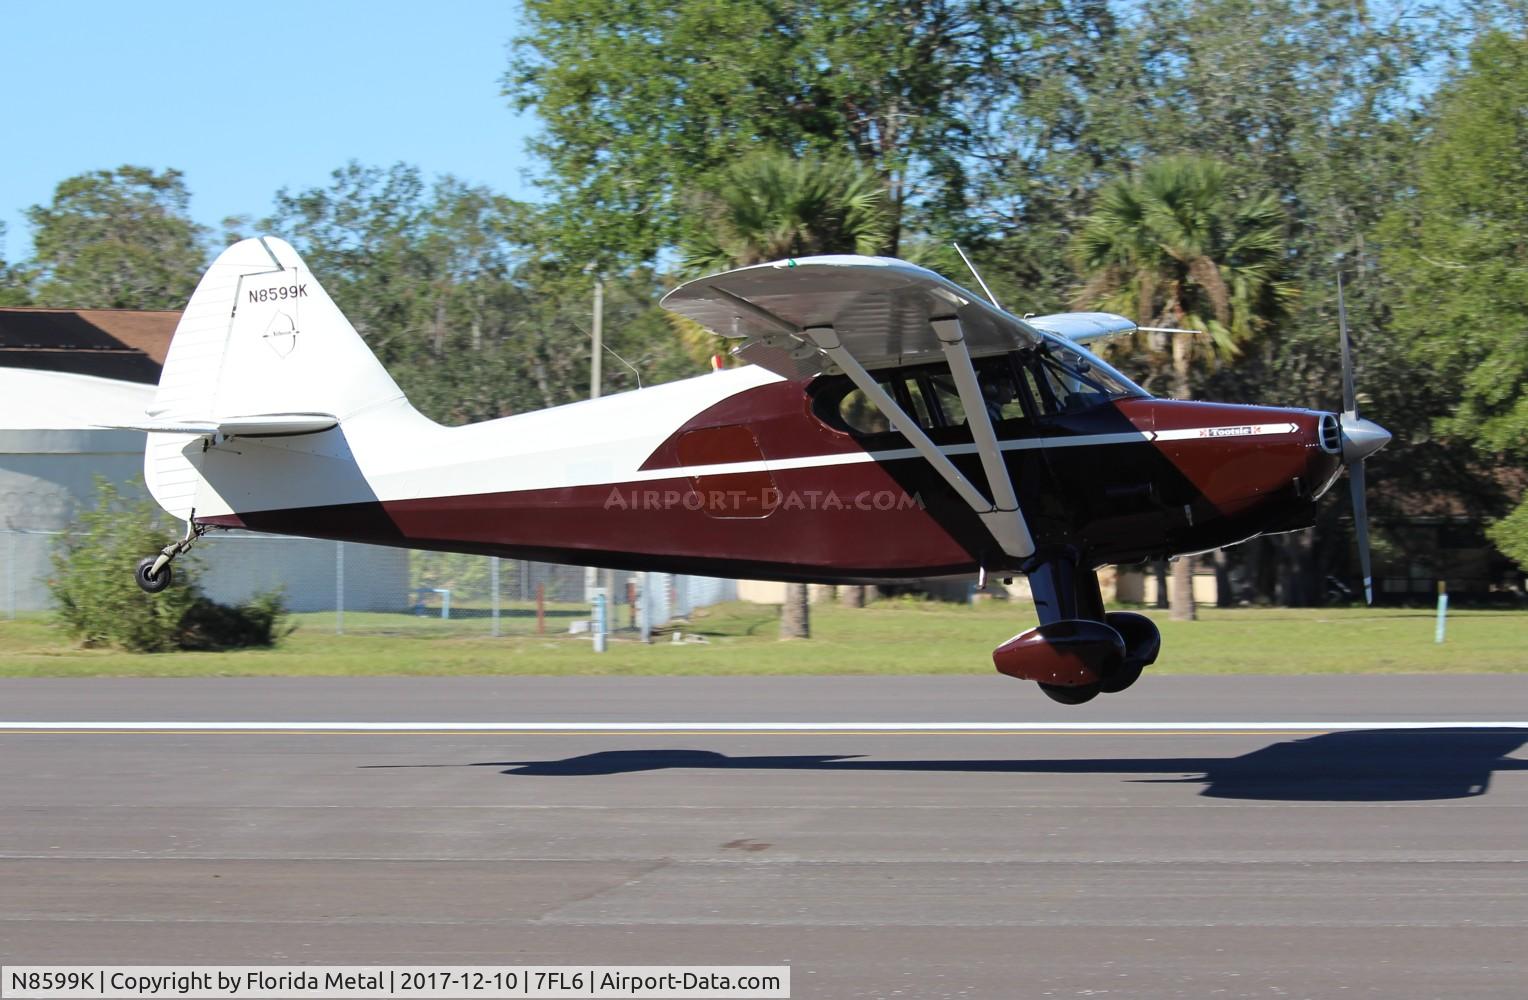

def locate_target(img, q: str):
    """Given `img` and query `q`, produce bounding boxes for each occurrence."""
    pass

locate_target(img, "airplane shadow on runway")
[448,729,1528,801]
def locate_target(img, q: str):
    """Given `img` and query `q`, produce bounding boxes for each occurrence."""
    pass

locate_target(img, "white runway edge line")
[1,721,1526,732]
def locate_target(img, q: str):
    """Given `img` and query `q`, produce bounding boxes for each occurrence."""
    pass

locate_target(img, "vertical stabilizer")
[145,236,407,519]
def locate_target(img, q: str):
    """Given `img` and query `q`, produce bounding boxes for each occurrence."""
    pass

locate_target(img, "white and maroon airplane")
[123,237,1389,703]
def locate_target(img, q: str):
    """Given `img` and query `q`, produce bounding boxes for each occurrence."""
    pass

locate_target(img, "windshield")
[1031,334,1146,412]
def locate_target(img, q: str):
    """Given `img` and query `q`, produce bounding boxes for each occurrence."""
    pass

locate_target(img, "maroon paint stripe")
[201,463,977,581]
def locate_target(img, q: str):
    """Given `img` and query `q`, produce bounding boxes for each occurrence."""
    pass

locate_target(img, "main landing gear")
[990,555,1162,705]
[134,514,209,594]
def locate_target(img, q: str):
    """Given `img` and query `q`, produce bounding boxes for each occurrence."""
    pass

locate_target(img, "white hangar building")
[0,309,407,615]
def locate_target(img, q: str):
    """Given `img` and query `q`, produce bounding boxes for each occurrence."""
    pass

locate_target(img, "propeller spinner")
[1336,270,1392,604]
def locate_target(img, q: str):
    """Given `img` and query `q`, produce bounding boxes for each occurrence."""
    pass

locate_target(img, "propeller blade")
[1338,270,1357,418]
[1348,460,1373,605]
[1335,265,1386,606]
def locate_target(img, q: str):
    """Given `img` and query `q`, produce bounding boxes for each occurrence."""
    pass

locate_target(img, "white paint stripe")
[654,423,1299,482]
[222,420,1299,518]
[1153,421,1299,442]
[0,721,1522,733]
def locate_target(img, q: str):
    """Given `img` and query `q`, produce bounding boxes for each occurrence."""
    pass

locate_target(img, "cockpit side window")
[823,354,1041,437]
[923,371,966,427]
[977,362,1027,423]
[838,384,892,434]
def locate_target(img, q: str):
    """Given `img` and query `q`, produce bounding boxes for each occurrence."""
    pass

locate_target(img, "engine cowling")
[992,619,1126,687]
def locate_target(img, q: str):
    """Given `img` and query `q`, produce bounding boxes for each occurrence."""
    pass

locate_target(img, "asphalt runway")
[2,675,1527,998]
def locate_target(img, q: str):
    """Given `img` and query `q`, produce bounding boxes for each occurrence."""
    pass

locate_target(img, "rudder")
[146,236,406,519]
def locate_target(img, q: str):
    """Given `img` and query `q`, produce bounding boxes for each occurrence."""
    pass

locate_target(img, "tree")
[24,166,208,309]
[267,163,523,416]
[1491,504,1528,570]
[0,222,31,305]
[502,0,1509,607]
[1071,155,1291,618]
[506,0,1092,265]
[780,582,812,641]
[1072,157,1290,367]
[267,162,701,425]
[681,149,890,273]
[1382,30,1528,571]
[680,149,891,635]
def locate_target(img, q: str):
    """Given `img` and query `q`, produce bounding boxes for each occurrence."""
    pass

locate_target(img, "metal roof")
[0,307,178,384]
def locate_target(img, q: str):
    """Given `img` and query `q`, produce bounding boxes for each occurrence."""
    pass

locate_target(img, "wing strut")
[804,324,1036,560]
[932,317,1030,542]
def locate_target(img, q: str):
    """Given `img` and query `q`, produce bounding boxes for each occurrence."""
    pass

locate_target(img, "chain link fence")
[2,528,737,635]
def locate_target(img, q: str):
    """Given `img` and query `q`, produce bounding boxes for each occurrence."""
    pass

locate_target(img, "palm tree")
[1070,156,1291,621]
[682,150,890,273]
[681,149,890,637]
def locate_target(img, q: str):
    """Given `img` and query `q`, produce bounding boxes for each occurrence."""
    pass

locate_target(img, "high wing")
[662,255,1050,379]
[663,255,1044,562]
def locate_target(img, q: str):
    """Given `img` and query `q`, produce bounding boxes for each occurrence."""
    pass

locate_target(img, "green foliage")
[507,0,1067,264]
[1073,157,1290,337]
[1488,500,1528,569]
[48,479,289,652]
[1380,30,1528,571]
[265,162,700,421]
[0,221,32,305]
[680,150,890,273]
[1070,156,1291,394]
[50,480,200,651]
[178,591,294,651]
[24,166,208,308]
[1383,30,1528,461]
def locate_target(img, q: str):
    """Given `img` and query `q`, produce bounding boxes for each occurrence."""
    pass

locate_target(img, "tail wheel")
[134,557,172,594]
[1038,681,1102,705]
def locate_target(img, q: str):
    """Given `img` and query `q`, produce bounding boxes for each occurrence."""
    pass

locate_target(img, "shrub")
[49,478,290,651]
[178,591,293,651]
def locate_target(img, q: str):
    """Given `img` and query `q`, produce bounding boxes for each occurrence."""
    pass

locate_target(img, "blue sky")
[0,0,542,261]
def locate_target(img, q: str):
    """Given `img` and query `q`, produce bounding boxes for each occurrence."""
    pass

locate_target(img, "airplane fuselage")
[137,238,1388,704]
[196,362,1343,582]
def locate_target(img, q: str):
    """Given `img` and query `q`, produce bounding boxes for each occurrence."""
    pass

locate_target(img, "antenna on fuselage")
[952,243,1002,312]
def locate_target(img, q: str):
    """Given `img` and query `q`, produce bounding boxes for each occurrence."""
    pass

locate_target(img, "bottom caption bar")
[0,967,790,1000]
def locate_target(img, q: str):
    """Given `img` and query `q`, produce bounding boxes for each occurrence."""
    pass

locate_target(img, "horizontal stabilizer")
[99,412,338,438]
[1026,312,1136,343]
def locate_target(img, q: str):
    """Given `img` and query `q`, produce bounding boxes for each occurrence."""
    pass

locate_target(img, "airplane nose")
[1341,416,1392,464]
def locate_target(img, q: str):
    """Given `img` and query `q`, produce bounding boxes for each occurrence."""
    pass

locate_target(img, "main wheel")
[1098,662,1145,694]
[1100,611,1160,693]
[1038,681,1101,705]
[134,557,172,594]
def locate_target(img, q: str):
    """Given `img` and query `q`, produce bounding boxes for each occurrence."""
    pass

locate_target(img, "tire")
[1038,681,1102,705]
[1099,662,1145,694]
[135,557,172,594]
[1097,612,1158,694]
